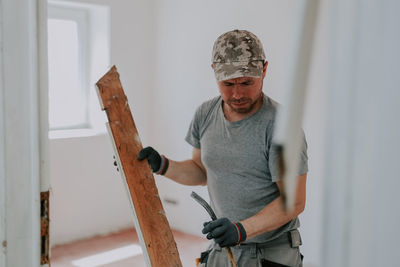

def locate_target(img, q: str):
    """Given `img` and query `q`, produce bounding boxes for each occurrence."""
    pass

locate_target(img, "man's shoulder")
[196,96,221,115]
[200,95,221,109]
[264,95,279,108]
[261,95,279,119]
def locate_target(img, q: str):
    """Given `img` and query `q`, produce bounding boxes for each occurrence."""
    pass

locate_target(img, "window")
[48,1,110,137]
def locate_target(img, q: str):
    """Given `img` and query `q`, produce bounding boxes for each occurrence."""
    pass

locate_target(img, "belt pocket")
[196,249,211,266]
[261,259,290,267]
[289,229,302,248]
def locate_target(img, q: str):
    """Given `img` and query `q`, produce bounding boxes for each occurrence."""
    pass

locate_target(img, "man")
[138,29,308,267]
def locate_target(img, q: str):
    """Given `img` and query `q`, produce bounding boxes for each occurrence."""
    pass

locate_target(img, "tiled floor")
[51,228,210,267]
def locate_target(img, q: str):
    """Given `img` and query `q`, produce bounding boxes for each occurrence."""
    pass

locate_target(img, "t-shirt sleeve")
[297,131,309,175]
[268,129,309,182]
[185,105,203,149]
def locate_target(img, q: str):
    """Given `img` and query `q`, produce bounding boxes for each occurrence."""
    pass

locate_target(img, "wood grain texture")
[96,66,182,267]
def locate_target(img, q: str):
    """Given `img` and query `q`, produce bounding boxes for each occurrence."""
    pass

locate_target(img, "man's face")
[217,62,268,114]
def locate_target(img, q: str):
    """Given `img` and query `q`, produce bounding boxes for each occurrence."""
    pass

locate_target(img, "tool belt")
[196,229,303,267]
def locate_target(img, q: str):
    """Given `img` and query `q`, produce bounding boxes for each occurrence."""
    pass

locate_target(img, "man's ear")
[262,61,268,78]
[211,63,214,70]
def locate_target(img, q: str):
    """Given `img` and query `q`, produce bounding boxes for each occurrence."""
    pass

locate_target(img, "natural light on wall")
[71,244,143,267]
[48,1,110,138]
[48,18,86,129]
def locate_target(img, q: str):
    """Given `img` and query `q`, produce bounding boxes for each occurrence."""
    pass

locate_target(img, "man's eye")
[242,82,253,86]
[224,83,233,86]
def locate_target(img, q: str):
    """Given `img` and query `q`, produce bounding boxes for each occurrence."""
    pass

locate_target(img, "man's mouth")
[230,100,250,107]
[231,102,248,106]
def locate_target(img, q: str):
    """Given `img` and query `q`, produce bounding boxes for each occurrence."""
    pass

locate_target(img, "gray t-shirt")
[185,95,308,243]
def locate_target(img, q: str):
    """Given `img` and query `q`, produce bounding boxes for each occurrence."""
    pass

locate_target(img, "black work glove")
[202,218,247,247]
[137,146,169,175]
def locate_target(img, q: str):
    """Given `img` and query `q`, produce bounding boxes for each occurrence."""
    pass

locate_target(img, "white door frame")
[0,0,49,266]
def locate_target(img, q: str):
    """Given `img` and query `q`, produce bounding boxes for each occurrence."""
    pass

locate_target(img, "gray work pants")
[199,229,303,267]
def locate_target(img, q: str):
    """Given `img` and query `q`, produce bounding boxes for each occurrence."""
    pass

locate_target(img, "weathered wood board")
[96,66,182,267]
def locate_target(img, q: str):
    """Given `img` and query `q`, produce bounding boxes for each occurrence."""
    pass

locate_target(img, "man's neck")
[222,94,264,122]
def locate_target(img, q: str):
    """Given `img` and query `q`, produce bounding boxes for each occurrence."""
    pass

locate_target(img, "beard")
[227,92,263,114]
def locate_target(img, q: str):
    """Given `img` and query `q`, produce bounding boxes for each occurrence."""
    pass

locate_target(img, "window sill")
[49,128,106,140]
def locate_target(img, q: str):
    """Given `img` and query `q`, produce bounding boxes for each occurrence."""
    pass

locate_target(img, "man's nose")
[232,86,244,99]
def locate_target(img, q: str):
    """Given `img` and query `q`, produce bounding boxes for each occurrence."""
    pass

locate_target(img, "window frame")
[48,4,91,131]
[47,1,110,139]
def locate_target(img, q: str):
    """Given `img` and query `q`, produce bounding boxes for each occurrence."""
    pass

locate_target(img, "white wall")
[50,0,157,245]
[300,1,329,266]
[322,1,400,266]
[0,2,6,266]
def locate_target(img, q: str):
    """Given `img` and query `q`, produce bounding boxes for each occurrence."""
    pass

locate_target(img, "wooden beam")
[272,0,319,211]
[96,66,182,267]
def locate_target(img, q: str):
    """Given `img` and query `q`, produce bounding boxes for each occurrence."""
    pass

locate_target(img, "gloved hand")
[137,146,169,175]
[202,218,247,247]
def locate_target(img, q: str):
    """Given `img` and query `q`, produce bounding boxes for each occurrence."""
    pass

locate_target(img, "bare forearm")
[164,159,207,186]
[241,174,307,240]
[241,196,304,239]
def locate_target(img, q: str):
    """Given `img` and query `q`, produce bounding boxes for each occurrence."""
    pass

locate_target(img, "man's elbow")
[199,177,207,186]
[295,200,306,216]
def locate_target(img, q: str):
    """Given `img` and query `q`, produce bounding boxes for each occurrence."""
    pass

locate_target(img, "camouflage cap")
[212,29,266,82]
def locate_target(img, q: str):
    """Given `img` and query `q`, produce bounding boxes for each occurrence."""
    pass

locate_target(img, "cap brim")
[213,61,264,82]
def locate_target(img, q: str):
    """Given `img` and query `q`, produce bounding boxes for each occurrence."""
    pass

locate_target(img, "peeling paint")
[41,191,50,264]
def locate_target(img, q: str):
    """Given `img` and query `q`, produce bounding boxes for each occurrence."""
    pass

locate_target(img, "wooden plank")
[272,0,319,211]
[96,66,182,267]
